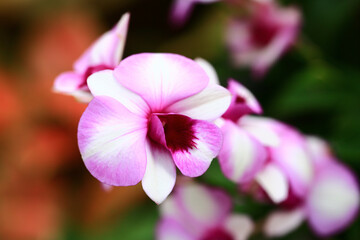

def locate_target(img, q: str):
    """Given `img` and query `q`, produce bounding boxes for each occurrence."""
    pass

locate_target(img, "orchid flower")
[226,0,301,77]
[157,181,254,240]
[263,136,360,237]
[77,53,231,204]
[53,13,130,102]
[170,0,220,27]
[238,116,314,202]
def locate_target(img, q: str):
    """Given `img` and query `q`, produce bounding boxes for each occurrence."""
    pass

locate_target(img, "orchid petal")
[53,72,83,93]
[222,79,262,121]
[160,195,180,219]
[157,218,193,240]
[175,182,232,230]
[172,120,222,177]
[78,96,147,186]
[306,135,334,169]
[306,162,360,236]
[74,13,130,72]
[170,0,219,27]
[263,208,305,237]
[114,53,209,112]
[87,70,149,116]
[255,163,289,203]
[224,214,255,240]
[166,83,231,121]
[238,116,280,147]
[219,120,267,183]
[195,58,220,85]
[270,132,313,198]
[142,141,176,204]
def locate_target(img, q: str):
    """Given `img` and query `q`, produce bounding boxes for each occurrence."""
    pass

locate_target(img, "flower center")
[235,95,246,104]
[148,114,198,152]
[80,64,113,89]
[200,227,234,240]
[250,17,279,47]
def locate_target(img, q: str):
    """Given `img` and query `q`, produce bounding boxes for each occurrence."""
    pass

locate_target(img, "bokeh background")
[0,0,359,239]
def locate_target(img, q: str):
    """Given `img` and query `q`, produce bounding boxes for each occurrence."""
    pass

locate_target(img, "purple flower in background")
[226,0,301,77]
[157,180,254,240]
[77,53,231,204]
[53,13,130,102]
[170,0,220,27]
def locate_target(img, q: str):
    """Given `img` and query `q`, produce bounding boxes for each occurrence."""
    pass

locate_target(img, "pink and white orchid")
[157,181,254,240]
[170,0,220,27]
[238,116,314,203]
[226,0,301,77]
[264,136,360,237]
[53,13,130,102]
[77,53,231,204]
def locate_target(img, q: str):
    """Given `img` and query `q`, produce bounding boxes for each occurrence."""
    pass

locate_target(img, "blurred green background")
[0,0,359,239]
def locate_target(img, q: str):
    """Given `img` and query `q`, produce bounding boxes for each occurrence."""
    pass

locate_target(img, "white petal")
[255,163,289,203]
[195,58,220,85]
[263,208,305,237]
[238,116,280,147]
[166,83,231,121]
[224,214,255,240]
[87,70,149,116]
[219,121,266,183]
[142,141,177,204]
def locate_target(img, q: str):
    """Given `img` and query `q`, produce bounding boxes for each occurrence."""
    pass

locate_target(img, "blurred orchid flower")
[77,53,231,204]
[263,136,359,237]
[53,13,130,102]
[226,0,301,77]
[170,0,220,27]
[238,116,314,202]
[157,181,254,240]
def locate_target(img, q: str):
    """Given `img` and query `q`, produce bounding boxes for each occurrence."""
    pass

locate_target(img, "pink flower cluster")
[53,9,358,239]
[212,63,359,236]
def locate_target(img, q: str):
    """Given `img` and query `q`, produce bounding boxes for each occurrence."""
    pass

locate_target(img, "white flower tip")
[116,12,130,35]
[264,208,305,237]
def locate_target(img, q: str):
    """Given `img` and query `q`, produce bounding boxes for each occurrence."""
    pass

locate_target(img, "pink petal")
[255,163,289,203]
[219,120,267,183]
[195,58,220,85]
[87,70,149,116]
[113,53,209,112]
[165,83,231,121]
[222,79,262,121]
[53,71,83,93]
[74,13,130,73]
[174,182,232,234]
[78,96,148,186]
[263,207,305,237]
[156,218,194,240]
[170,0,219,27]
[306,162,360,236]
[224,214,255,240]
[270,131,314,198]
[142,141,176,204]
[171,120,222,177]
[53,72,92,102]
